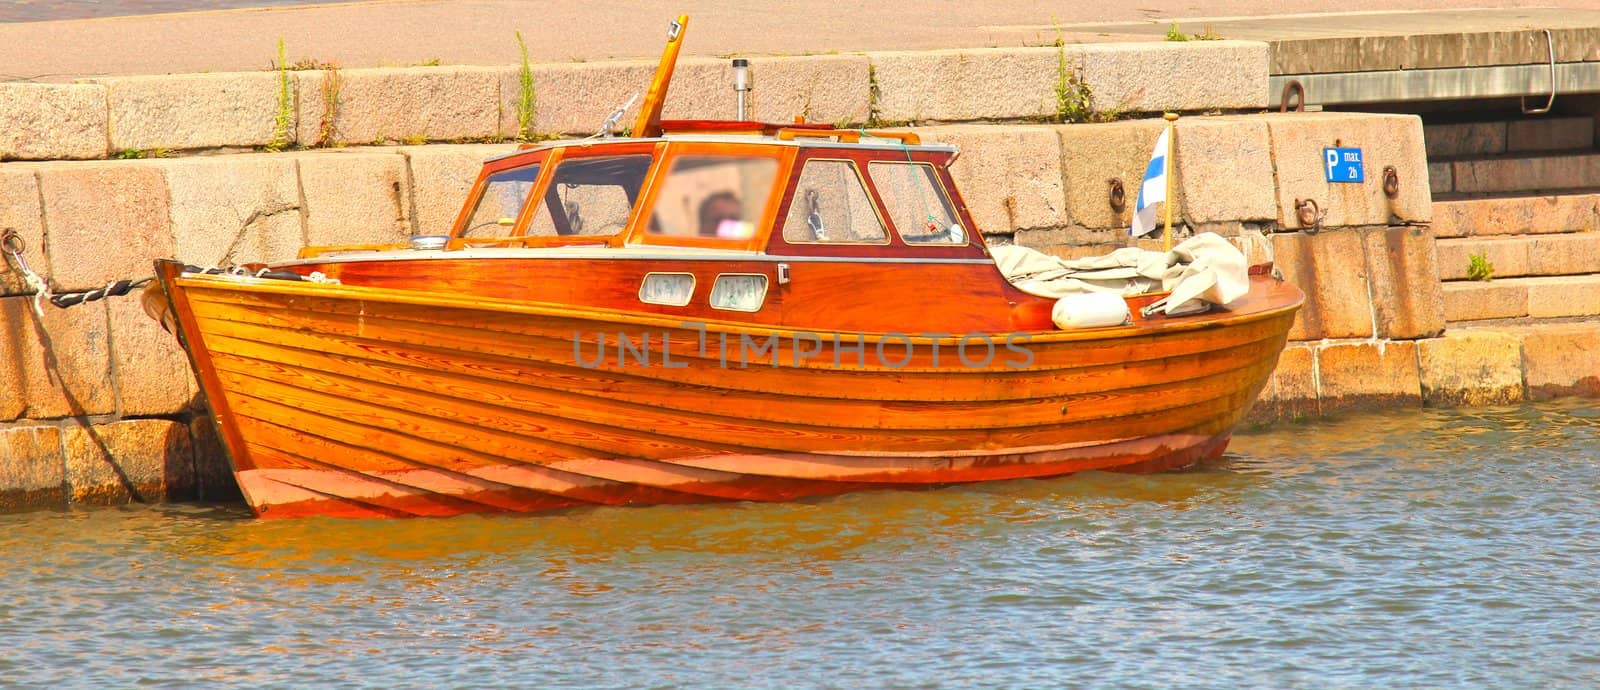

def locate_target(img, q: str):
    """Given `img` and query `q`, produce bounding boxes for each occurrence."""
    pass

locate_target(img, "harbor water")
[2,399,1598,688]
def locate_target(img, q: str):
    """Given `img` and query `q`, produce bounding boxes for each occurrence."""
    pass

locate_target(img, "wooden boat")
[145,16,1302,519]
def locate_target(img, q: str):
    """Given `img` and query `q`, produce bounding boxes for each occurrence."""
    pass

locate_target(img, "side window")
[460,164,540,238]
[781,160,887,243]
[648,155,779,239]
[867,161,967,245]
[527,155,652,236]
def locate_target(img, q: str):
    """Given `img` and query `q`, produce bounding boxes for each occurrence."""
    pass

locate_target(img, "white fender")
[1051,292,1131,329]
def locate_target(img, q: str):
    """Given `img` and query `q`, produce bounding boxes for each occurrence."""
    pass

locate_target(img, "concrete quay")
[3,5,1600,514]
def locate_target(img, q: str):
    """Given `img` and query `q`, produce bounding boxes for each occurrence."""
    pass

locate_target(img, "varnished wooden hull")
[152,265,1301,519]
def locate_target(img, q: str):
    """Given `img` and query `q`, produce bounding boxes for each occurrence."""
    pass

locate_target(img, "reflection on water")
[3,400,1599,688]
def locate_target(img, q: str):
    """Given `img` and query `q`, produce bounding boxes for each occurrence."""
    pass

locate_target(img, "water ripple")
[1,399,1599,688]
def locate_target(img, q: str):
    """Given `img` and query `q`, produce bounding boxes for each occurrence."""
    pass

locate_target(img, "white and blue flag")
[1129,128,1169,238]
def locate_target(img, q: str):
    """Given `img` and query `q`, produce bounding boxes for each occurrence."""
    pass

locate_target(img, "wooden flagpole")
[1163,112,1178,252]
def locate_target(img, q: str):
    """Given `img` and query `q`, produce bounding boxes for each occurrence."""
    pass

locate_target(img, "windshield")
[526,155,653,236]
[460,164,540,238]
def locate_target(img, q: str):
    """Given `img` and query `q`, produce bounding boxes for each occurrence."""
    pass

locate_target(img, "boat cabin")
[292,124,1051,334]
[451,125,982,260]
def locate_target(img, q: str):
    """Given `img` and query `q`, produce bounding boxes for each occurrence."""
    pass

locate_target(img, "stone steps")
[1431,152,1600,197]
[1442,274,1600,322]
[1424,116,1594,159]
[1431,192,1600,238]
[1436,233,1600,280]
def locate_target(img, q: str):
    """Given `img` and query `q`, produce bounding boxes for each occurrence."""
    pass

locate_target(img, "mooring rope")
[2,228,155,315]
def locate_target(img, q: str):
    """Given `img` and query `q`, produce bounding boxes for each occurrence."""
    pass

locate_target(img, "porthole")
[638,272,696,307]
[709,274,769,312]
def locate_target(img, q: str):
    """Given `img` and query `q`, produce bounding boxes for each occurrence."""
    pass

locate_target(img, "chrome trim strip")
[277,246,994,267]
[484,135,958,163]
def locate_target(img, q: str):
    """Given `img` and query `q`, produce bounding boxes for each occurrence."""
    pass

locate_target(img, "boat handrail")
[775,128,922,146]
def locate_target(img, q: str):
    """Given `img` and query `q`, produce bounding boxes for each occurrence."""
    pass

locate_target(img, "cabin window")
[781,159,888,244]
[461,164,541,238]
[647,155,779,239]
[638,272,696,306]
[709,274,769,312]
[526,155,652,236]
[867,161,968,245]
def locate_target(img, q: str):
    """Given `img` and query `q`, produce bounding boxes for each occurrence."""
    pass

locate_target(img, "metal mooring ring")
[1294,198,1321,232]
[1,228,24,255]
[1280,80,1306,113]
[1108,178,1126,213]
[1382,166,1400,198]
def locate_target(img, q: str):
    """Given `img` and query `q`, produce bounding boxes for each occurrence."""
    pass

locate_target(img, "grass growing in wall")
[266,38,294,152]
[1054,26,1094,124]
[113,148,170,159]
[515,31,537,142]
[314,63,342,148]
[867,63,882,127]
[1468,252,1494,281]
[1165,22,1189,41]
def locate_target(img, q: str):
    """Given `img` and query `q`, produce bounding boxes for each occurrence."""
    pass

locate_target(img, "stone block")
[1230,227,1275,267]
[399,144,516,236]
[190,417,241,502]
[94,72,282,151]
[869,48,1058,123]
[0,83,108,160]
[508,61,652,137]
[64,419,195,505]
[1243,343,1318,424]
[1271,28,1600,75]
[500,55,864,138]
[1316,340,1421,414]
[5,296,114,419]
[1452,153,1600,195]
[1263,112,1430,230]
[1019,226,1128,256]
[1079,40,1269,113]
[1417,330,1525,406]
[108,296,194,417]
[157,154,304,266]
[300,66,502,146]
[1423,121,1505,158]
[1056,119,1165,231]
[1364,225,1444,340]
[1172,117,1277,225]
[917,125,1066,234]
[1442,281,1527,322]
[1527,275,1600,318]
[660,55,871,125]
[1517,323,1600,399]
[295,150,412,247]
[1271,229,1374,340]
[1507,117,1593,153]
[1529,233,1600,276]
[1436,237,1529,280]
[0,166,47,297]
[37,162,174,292]
[0,426,65,513]
[505,55,867,138]
[0,300,22,421]
[1433,193,1600,238]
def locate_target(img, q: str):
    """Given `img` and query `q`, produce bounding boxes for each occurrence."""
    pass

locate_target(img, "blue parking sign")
[1324,147,1364,183]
